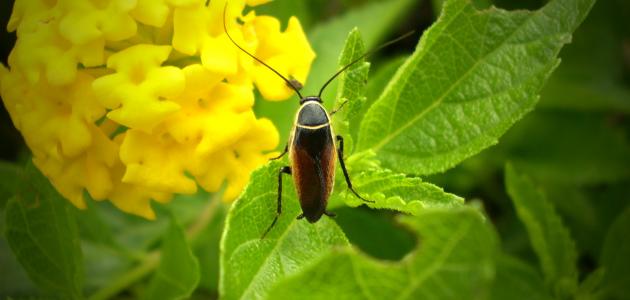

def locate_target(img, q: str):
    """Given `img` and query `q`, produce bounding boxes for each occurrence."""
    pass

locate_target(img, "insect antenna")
[222,3,304,99]
[318,30,416,98]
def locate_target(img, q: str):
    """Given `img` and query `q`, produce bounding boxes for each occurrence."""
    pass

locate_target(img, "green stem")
[88,251,160,300]
[87,193,222,300]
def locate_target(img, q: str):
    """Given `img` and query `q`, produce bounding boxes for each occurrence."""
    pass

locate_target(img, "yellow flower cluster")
[1,0,315,219]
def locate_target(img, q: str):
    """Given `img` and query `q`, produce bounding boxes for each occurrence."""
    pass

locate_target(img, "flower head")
[1,0,315,218]
[92,44,184,132]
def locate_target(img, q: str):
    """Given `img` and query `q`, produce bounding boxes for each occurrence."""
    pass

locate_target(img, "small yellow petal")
[93,44,185,131]
[249,15,315,101]
[106,94,180,132]
[108,182,164,219]
[120,130,197,194]
[201,34,239,75]
[181,64,223,97]
[34,155,87,209]
[58,0,138,44]
[172,4,207,55]
[131,0,171,27]
[3,0,315,216]
[246,0,272,6]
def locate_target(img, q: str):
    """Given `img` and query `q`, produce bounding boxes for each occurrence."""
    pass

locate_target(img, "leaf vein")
[373,10,537,152]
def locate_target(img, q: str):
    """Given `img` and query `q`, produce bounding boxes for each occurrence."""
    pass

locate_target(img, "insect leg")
[324,211,337,217]
[269,144,288,160]
[336,135,374,203]
[330,100,349,116]
[261,166,292,239]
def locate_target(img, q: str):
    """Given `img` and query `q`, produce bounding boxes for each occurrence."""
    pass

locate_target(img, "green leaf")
[542,184,602,255]
[357,0,596,175]
[305,0,416,100]
[597,207,630,299]
[491,254,553,300]
[576,268,605,300]
[4,163,84,299]
[144,211,200,300]
[329,165,464,214]
[332,27,370,153]
[0,228,38,295]
[0,160,20,210]
[364,55,407,113]
[267,207,498,300]
[334,28,368,109]
[333,27,370,133]
[505,163,578,298]
[219,160,349,300]
[433,0,492,15]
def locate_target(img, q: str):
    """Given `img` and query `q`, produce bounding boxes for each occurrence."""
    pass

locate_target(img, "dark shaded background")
[0,0,23,162]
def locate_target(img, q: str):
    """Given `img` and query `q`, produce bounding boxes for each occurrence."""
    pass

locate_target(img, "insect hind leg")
[336,135,374,203]
[261,166,291,239]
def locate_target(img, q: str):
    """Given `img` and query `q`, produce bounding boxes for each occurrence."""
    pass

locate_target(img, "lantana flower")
[1,0,315,218]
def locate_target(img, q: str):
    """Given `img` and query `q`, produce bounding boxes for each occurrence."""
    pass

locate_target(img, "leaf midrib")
[372,7,537,153]
[236,220,300,300]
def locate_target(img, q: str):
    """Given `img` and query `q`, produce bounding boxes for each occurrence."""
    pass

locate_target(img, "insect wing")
[290,125,336,222]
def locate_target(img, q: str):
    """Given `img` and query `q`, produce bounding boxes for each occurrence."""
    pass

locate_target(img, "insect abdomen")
[290,125,336,223]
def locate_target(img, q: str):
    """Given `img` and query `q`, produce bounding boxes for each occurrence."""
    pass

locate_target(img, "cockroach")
[223,4,413,238]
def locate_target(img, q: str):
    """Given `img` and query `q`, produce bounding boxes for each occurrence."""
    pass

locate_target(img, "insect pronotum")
[223,3,414,238]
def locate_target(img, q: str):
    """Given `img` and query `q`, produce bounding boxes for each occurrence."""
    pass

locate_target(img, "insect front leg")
[330,100,349,116]
[336,135,374,203]
[261,166,292,239]
[269,144,288,160]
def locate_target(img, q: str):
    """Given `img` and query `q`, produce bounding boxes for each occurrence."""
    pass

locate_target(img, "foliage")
[505,164,578,298]
[2,0,630,299]
[4,163,84,299]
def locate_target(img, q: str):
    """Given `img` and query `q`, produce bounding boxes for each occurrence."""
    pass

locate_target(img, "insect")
[223,4,413,238]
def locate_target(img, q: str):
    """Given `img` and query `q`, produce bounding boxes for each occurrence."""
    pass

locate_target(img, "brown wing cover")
[290,126,336,223]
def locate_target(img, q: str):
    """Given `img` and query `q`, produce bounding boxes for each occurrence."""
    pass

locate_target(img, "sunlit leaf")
[268,207,498,300]
[329,166,464,214]
[357,0,596,175]
[332,27,370,153]
[219,161,349,300]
